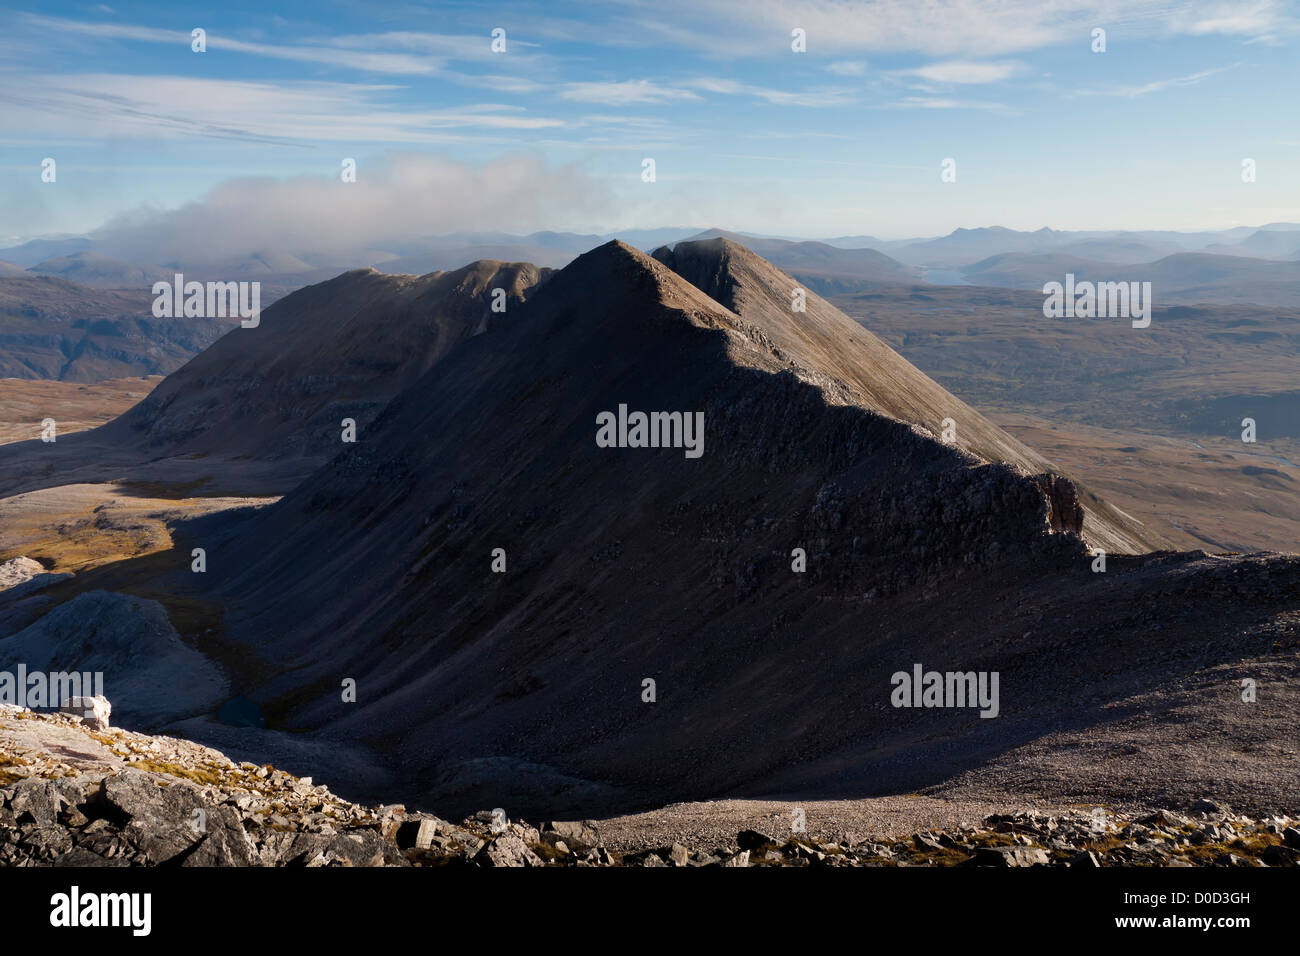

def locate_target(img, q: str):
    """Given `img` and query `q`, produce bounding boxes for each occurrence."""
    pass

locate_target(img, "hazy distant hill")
[887,226,1061,268]
[0,274,231,382]
[10,223,1298,300]
[29,250,170,287]
[821,233,897,249]
[373,228,706,275]
[874,224,1300,270]
[1204,228,1300,259]
[197,251,319,276]
[0,236,93,267]
[962,251,1300,305]
[1049,237,1185,263]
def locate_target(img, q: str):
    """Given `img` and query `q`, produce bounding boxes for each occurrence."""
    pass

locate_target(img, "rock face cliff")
[0,705,545,867]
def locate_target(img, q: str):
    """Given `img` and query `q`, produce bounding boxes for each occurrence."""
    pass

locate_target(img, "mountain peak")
[652,236,1158,554]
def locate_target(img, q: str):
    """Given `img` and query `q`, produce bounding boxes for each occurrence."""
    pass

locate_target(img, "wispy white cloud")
[884,96,1015,113]
[13,3,1299,84]
[323,30,542,56]
[584,0,1297,57]
[14,14,511,76]
[579,114,675,129]
[458,74,548,94]
[826,60,867,76]
[601,0,1071,56]
[19,13,441,74]
[900,59,1023,85]
[207,35,440,75]
[1171,0,1293,38]
[1072,66,1234,98]
[18,15,178,44]
[0,74,568,146]
[558,80,701,105]
[92,153,615,263]
[688,77,857,107]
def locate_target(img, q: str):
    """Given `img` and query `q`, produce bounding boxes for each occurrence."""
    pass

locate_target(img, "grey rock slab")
[970,846,1050,867]
[476,833,543,867]
[541,819,600,849]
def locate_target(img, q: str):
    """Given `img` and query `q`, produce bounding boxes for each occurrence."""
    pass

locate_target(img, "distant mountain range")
[4,220,1300,396]
[0,236,95,267]
[963,251,1300,305]
[7,222,1298,292]
[23,251,172,287]
[827,223,1300,267]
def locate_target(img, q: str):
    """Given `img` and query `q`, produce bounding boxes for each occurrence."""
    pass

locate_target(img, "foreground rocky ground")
[2,706,1297,867]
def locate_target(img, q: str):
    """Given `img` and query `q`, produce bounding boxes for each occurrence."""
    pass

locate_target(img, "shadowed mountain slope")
[0,260,551,496]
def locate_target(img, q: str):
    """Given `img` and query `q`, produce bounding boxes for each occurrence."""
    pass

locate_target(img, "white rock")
[60,694,112,730]
[0,556,46,590]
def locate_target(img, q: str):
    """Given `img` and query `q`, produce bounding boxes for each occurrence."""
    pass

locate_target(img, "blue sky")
[2,0,1298,248]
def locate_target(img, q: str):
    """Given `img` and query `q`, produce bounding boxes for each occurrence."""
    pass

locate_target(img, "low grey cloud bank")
[92,153,615,265]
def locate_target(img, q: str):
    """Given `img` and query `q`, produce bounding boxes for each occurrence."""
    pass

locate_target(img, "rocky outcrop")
[0,557,45,591]
[3,706,1294,867]
[1032,473,1086,535]
[0,707,600,867]
[0,557,70,607]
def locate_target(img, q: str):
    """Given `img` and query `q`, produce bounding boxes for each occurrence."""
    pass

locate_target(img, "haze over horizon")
[3,0,1299,251]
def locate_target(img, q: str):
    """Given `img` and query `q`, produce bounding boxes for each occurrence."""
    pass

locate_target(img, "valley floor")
[992,412,1300,553]
[0,376,161,446]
